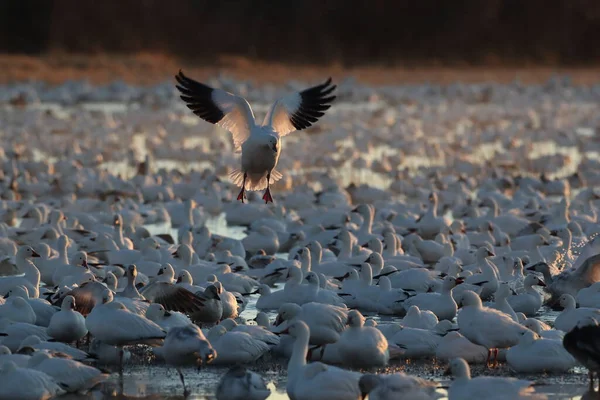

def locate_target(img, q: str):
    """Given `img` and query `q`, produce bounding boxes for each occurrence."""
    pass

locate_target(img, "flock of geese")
[0,74,600,400]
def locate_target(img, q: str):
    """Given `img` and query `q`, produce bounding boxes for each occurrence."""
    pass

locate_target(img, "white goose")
[0,246,41,298]
[359,372,439,400]
[0,345,30,368]
[507,274,545,316]
[27,352,109,393]
[47,295,87,343]
[0,297,36,324]
[206,325,270,365]
[435,331,488,364]
[445,358,547,400]
[215,366,271,400]
[402,276,463,321]
[506,330,576,373]
[0,360,65,400]
[17,335,90,361]
[490,282,518,322]
[85,292,166,374]
[175,71,336,203]
[336,310,389,368]
[457,290,527,365]
[553,294,600,332]
[154,324,216,395]
[272,302,347,346]
[145,303,192,332]
[3,286,57,327]
[284,320,362,400]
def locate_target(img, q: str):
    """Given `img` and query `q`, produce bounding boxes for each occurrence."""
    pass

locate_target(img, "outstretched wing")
[263,78,336,137]
[175,70,255,151]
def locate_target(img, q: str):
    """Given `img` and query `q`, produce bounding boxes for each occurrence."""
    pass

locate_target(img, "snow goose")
[457,290,527,366]
[506,330,576,373]
[175,71,336,203]
[401,305,439,330]
[153,324,216,395]
[0,345,30,367]
[242,226,279,255]
[254,284,288,310]
[207,325,270,364]
[17,335,90,361]
[140,265,208,315]
[0,360,65,400]
[376,276,413,315]
[533,253,600,302]
[219,318,280,348]
[145,303,191,332]
[215,366,271,400]
[389,320,454,359]
[35,235,69,285]
[464,247,499,300]
[562,316,600,391]
[272,302,347,345]
[0,320,49,352]
[435,331,488,364]
[415,192,449,240]
[402,276,463,321]
[445,358,547,400]
[376,266,441,293]
[478,197,531,237]
[0,296,36,324]
[85,293,166,374]
[27,351,109,393]
[283,320,362,400]
[0,246,41,298]
[522,318,564,340]
[351,204,379,245]
[577,281,600,308]
[490,282,518,322]
[336,310,389,368]
[3,286,57,327]
[47,295,87,343]
[175,269,205,293]
[190,285,223,324]
[507,274,545,316]
[212,281,238,319]
[411,234,454,264]
[554,294,600,332]
[359,372,439,400]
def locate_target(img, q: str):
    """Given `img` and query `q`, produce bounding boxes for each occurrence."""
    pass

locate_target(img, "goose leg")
[262,171,274,204]
[118,347,124,378]
[589,370,594,392]
[177,368,189,397]
[237,173,247,203]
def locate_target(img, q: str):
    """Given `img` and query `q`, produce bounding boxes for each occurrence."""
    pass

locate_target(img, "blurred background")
[1,0,600,83]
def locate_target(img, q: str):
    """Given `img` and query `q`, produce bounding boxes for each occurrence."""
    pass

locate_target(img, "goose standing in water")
[175,71,336,203]
[154,324,216,396]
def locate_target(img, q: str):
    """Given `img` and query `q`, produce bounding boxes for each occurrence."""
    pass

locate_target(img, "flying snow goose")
[175,71,336,203]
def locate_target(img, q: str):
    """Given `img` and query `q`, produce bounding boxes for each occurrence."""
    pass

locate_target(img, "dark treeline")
[1,0,599,65]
